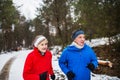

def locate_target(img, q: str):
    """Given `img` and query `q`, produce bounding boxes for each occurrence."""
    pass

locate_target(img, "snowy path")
[0,49,120,80]
[0,56,16,80]
[0,50,31,80]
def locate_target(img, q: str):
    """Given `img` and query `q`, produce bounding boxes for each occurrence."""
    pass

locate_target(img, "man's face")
[37,39,48,53]
[74,34,85,46]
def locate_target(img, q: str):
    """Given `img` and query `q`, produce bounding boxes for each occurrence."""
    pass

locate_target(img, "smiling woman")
[23,35,55,80]
[12,0,43,20]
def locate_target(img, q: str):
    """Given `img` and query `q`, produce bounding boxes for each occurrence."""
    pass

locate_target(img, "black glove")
[40,71,47,80]
[87,63,95,71]
[66,71,75,80]
[51,74,55,80]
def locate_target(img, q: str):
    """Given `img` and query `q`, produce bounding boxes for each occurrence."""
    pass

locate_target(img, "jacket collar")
[70,41,84,49]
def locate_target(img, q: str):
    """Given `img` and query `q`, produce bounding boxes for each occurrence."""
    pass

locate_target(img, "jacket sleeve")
[48,52,54,75]
[23,53,39,80]
[58,50,69,74]
[90,48,98,69]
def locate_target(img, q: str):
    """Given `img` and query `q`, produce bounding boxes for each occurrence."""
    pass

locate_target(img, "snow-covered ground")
[0,49,120,80]
[0,38,120,80]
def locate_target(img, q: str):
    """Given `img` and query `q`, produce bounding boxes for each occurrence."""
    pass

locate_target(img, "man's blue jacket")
[59,44,98,80]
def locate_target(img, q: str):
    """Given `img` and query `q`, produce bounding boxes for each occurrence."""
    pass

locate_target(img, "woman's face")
[37,39,48,53]
[74,34,85,46]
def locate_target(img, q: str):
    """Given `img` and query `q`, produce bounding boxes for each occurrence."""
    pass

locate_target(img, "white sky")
[13,0,43,20]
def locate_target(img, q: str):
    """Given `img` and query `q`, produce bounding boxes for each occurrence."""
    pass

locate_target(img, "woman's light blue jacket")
[59,44,98,80]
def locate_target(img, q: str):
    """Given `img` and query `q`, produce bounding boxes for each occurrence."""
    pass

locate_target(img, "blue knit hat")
[72,30,84,40]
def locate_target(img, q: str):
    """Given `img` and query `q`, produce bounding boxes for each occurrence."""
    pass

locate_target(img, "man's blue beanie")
[72,30,84,40]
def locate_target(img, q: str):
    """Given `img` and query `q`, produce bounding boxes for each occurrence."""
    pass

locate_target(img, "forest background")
[0,0,120,78]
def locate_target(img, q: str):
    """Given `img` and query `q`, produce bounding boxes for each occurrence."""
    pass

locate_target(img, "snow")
[0,49,120,80]
[0,38,120,80]
[9,50,32,80]
[0,51,20,72]
[85,37,109,47]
